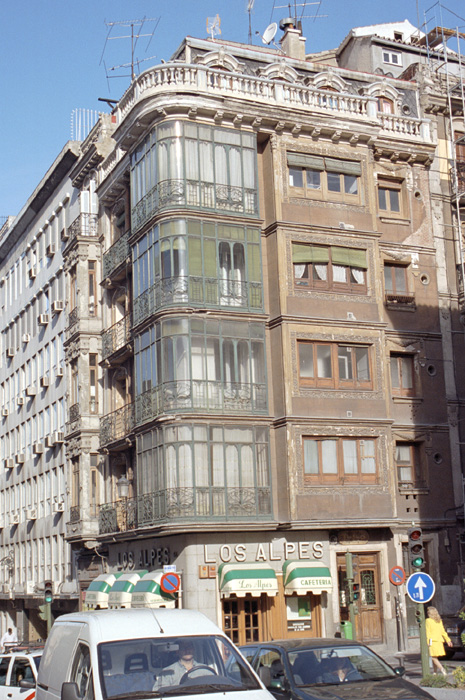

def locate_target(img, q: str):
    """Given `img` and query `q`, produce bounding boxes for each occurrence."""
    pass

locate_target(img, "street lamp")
[116,475,130,500]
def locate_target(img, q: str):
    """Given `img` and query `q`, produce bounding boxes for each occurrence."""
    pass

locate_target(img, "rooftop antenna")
[273,1,326,31]
[100,16,160,84]
[247,0,255,44]
[206,14,221,41]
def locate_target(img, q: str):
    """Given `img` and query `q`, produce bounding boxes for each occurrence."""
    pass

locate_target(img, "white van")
[36,609,273,700]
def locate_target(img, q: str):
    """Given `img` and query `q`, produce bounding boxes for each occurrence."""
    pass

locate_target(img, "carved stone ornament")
[337,529,370,545]
[65,436,82,458]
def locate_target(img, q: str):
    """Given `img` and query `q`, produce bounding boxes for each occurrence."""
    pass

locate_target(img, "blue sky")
[1,0,464,217]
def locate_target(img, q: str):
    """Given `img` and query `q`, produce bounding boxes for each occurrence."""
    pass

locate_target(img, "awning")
[108,570,147,608]
[283,560,332,596]
[131,570,177,609]
[218,563,279,598]
[84,573,122,609]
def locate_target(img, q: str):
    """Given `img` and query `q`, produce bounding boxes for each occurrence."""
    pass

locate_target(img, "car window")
[255,649,286,688]
[70,643,94,700]
[11,659,35,686]
[239,647,258,663]
[291,646,397,686]
[0,658,10,686]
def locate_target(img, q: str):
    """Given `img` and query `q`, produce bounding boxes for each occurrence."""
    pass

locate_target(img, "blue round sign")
[406,572,435,603]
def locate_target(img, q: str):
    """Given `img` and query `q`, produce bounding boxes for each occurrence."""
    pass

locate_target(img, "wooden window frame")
[377,178,404,217]
[390,353,415,397]
[395,442,425,490]
[88,261,97,317]
[89,354,98,414]
[293,245,367,294]
[298,341,372,390]
[288,158,361,205]
[303,437,378,484]
[383,262,414,305]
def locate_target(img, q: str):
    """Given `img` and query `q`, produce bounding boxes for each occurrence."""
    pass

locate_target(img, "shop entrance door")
[337,553,383,643]
[222,595,269,646]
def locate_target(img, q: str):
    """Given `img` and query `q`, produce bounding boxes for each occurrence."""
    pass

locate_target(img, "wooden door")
[222,595,267,646]
[337,552,383,643]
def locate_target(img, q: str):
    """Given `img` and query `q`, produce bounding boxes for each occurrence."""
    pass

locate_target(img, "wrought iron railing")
[67,213,98,242]
[67,306,79,328]
[385,291,416,306]
[100,403,135,446]
[135,380,267,424]
[103,232,130,279]
[133,276,263,326]
[102,315,132,359]
[132,179,257,232]
[99,485,272,533]
[69,403,80,423]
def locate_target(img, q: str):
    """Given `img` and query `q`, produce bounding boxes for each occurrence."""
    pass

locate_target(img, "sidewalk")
[385,650,465,699]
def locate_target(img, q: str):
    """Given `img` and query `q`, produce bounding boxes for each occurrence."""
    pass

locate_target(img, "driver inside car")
[154,640,210,688]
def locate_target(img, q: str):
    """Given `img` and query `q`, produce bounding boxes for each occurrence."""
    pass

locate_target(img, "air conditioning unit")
[22,333,31,343]
[46,243,56,257]
[4,458,14,469]
[53,502,65,513]
[52,300,64,314]
[28,266,37,280]
[10,513,20,525]
[6,347,15,358]
[56,366,64,377]
[26,508,37,521]
[26,386,37,397]
[38,314,49,326]
[2,408,8,417]
[40,376,50,388]
[60,227,69,241]
[52,431,64,444]
[17,396,24,406]
[45,435,55,448]
[33,442,44,455]
[16,453,26,464]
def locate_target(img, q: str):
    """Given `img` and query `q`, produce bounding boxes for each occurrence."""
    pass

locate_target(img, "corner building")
[71,23,462,652]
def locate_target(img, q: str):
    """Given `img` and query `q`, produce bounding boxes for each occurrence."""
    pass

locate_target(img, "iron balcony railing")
[102,314,132,359]
[67,306,79,328]
[100,403,135,447]
[135,380,267,424]
[384,291,416,306]
[133,276,263,326]
[103,232,131,279]
[69,403,80,423]
[98,485,272,534]
[67,213,98,243]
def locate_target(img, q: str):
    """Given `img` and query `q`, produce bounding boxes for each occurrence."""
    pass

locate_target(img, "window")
[70,643,94,700]
[71,457,80,508]
[382,50,402,66]
[390,354,415,396]
[293,243,367,293]
[383,263,414,304]
[88,261,97,316]
[303,437,377,483]
[298,342,372,389]
[89,355,98,413]
[395,442,424,489]
[71,361,79,406]
[70,266,77,311]
[378,178,402,215]
[377,96,394,113]
[90,454,99,517]
[288,154,361,202]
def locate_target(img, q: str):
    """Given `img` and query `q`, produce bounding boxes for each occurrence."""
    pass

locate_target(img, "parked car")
[36,608,274,700]
[441,607,465,658]
[240,638,435,700]
[0,646,43,700]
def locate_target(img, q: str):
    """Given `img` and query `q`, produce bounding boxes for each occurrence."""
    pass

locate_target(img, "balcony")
[102,315,132,362]
[98,485,272,533]
[100,403,135,448]
[103,232,130,280]
[135,380,267,424]
[384,291,416,309]
[133,277,263,326]
[69,403,80,423]
[67,213,98,244]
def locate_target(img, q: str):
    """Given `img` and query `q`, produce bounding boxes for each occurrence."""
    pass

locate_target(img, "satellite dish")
[262,22,278,45]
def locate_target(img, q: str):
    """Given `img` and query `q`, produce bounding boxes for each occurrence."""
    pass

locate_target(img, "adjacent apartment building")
[1,16,464,650]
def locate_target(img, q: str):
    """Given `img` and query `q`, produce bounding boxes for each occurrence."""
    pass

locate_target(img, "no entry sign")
[160,572,181,593]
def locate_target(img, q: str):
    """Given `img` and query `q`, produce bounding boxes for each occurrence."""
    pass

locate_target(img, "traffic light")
[408,527,425,570]
[38,604,48,621]
[44,580,53,604]
[352,583,360,601]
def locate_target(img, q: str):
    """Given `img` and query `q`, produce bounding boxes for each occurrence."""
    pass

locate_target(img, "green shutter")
[324,158,362,176]
[292,244,329,264]
[331,247,367,269]
[287,153,325,170]
[188,237,203,276]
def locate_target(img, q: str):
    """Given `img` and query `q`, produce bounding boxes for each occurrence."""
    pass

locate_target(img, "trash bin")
[340,621,353,639]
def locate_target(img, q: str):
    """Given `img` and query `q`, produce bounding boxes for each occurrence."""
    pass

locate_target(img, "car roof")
[240,638,368,652]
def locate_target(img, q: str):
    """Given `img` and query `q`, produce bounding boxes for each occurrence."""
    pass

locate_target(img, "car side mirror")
[393,667,405,676]
[20,681,35,689]
[61,682,81,700]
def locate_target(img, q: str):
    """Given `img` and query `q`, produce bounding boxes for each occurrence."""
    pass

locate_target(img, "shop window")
[395,442,425,490]
[303,437,378,484]
[298,341,372,390]
[222,597,262,646]
[377,178,403,216]
[288,154,361,203]
[383,263,414,305]
[382,50,402,66]
[286,595,312,632]
[390,353,415,396]
[292,243,367,293]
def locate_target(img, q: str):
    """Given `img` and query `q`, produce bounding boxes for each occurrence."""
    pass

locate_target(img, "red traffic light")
[409,528,422,541]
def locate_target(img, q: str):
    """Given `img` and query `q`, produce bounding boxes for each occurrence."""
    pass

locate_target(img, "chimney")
[279,18,307,61]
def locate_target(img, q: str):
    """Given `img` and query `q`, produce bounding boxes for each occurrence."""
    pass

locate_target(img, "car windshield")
[289,645,397,686]
[99,635,260,698]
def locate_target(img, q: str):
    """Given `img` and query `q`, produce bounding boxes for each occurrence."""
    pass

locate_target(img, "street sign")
[160,572,181,594]
[389,566,406,586]
[406,572,435,603]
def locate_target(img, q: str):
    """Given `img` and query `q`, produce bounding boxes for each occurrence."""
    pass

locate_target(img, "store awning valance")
[132,570,177,609]
[85,573,122,609]
[283,560,332,595]
[219,563,279,598]
[108,571,148,608]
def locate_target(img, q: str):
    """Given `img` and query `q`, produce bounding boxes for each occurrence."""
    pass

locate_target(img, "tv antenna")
[247,0,255,44]
[272,1,326,30]
[100,16,160,84]
[206,14,221,41]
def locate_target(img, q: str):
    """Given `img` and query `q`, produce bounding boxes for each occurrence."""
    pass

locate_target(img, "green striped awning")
[218,563,279,598]
[132,570,177,609]
[283,560,332,595]
[108,571,148,608]
[85,573,122,609]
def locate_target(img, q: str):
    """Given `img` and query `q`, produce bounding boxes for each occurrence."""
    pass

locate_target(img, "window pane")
[306,170,321,189]
[394,266,407,292]
[342,440,357,474]
[390,356,400,388]
[378,187,387,210]
[361,439,376,473]
[304,440,319,474]
[389,189,400,212]
[401,356,413,388]
[338,346,353,380]
[396,444,411,462]
[316,345,332,378]
[399,466,412,481]
[355,347,370,381]
[327,172,341,192]
[289,167,303,187]
[299,344,314,379]
[332,264,347,283]
[344,174,358,194]
[313,263,328,281]
[384,265,393,291]
[321,440,338,473]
